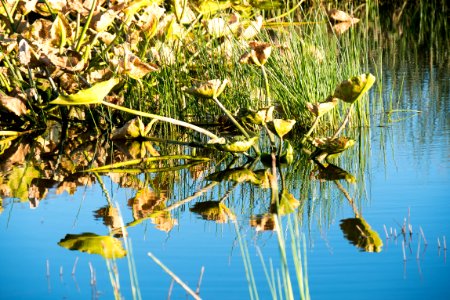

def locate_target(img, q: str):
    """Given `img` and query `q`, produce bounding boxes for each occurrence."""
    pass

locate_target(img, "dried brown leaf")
[0,94,28,116]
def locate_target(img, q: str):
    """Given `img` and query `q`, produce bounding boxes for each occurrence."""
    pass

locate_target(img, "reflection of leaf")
[271,189,299,215]
[250,214,277,231]
[312,136,355,156]
[50,78,119,105]
[8,165,40,201]
[190,201,236,223]
[206,167,261,184]
[111,117,152,139]
[315,163,356,183]
[340,218,383,252]
[208,135,258,153]
[58,233,127,258]
[333,73,376,104]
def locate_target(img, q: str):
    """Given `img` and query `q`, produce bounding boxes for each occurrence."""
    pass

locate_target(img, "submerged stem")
[333,104,354,138]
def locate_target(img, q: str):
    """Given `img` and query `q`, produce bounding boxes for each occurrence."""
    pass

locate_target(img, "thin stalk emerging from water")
[101,100,219,140]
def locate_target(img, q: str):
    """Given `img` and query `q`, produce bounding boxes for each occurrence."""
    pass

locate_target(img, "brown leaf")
[90,9,117,32]
[327,9,354,23]
[0,94,28,116]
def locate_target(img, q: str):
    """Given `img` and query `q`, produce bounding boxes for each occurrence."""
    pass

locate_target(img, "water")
[1,46,449,300]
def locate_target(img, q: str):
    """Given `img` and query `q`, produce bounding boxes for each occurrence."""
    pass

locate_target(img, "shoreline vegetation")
[1,1,448,299]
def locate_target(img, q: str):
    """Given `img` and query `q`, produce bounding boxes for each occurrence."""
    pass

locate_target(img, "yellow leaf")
[50,78,119,105]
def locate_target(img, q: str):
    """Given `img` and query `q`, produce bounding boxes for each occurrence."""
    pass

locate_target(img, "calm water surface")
[1,50,449,299]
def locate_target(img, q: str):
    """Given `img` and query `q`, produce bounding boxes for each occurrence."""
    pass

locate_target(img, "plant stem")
[301,116,320,144]
[261,65,271,105]
[101,100,219,139]
[76,0,97,52]
[332,104,354,138]
[211,97,250,139]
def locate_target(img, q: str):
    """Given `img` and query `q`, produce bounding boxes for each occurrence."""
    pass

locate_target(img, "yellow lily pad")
[333,73,376,104]
[50,78,119,105]
[266,119,296,139]
[58,233,127,258]
[340,218,383,252]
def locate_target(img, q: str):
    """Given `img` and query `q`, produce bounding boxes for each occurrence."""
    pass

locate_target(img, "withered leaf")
[0,94,28,116]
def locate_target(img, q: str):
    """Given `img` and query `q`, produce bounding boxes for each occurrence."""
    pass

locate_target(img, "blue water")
[1,52,449,300]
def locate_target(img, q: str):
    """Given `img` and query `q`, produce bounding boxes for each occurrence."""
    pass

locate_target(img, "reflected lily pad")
[206,167,261,184]
[311,136,355,157]
[111,117,152,139]
[271,189,300,216]
[340,218,383,252]
[333,73,376,104]
[7,165,40,201]
[58,233,127,258]
[266,119,296,139]
[208,135,258,153]
[315,163,356,183]
[279,141,294,165]
[250,214,278,231]
[190,201,236,223]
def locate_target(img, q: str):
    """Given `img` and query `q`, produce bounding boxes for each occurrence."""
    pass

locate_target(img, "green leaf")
[50,78,119,105]
[58,232,127,258]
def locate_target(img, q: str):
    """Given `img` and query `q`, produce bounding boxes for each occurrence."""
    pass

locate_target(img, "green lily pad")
[333,73,376,104]
[58,232,127,258]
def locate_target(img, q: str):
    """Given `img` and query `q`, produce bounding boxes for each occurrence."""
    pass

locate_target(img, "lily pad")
[312,136,355,155]
[333,73,376,104]
[58,232,127,258]
[183,79,229,99]
[238,106,274,125]
[271,189,299,215]
[190,201,236,223]
[208,135,258,153]
[206,167,261,184]
[340,218,383,252]
[266,119,296,139]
